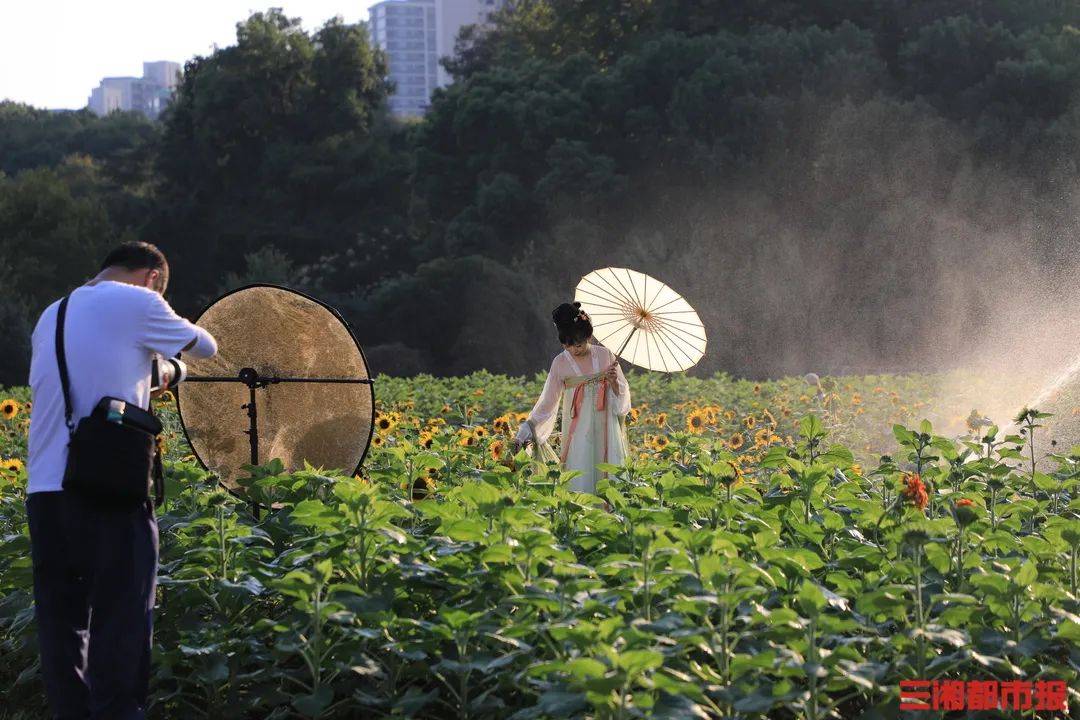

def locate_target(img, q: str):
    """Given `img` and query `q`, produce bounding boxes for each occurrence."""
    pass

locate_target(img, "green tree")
[0,164,121,385]
[152,10,407,310]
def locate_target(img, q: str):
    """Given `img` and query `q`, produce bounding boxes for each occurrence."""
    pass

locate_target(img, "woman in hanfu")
[512,302,631,494]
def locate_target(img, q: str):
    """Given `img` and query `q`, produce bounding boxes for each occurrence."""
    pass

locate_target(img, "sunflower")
[743,415,756,430]
[1,399,20,421]
[2,458,24,474]
[686,409,707,434]
[418,431,434,450]
[851,393,862,406]
[652,435,670,451]
[728,432,745,451]
[458,432,477,447]
[762,409,776,427]
[375,413,396,433]
[489,439,506,461]
[473,425,489,439]
[628,408,640,424]
[412,474,436,500]
[655,412,668,427]
[371,434,385,448]
[441,404,453,414]
[753,384,761,395]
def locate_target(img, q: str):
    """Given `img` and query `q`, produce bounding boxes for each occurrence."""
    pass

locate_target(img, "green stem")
[218,505,228,581]
[807,617,818,720]
[915,548,926,679]
[642,542,652,622]
[954,529,964,589]
[1071,545,1078,598]
[989,488,997,530]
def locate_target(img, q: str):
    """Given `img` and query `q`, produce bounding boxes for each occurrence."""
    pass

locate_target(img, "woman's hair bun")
[552,302,592,344]
[552,301,583,325]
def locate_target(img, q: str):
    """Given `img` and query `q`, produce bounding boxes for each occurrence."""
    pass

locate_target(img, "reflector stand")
[187,367,374,469]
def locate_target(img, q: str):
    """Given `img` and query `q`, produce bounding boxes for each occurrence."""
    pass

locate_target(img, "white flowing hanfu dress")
[516,344,631,493]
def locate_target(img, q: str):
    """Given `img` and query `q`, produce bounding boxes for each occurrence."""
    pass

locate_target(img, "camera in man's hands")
[151,355,188,393]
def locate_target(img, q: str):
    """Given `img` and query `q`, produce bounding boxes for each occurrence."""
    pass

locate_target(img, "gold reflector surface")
[177,285,373,489]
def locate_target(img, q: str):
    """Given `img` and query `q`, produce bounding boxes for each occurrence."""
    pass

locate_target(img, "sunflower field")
[1,371,1078,719]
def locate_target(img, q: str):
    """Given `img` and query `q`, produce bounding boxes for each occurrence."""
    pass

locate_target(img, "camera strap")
[55,295,75,439]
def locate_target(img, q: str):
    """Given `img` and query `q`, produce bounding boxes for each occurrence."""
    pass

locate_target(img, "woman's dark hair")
[552,302,593,345]
[101,241,169,289]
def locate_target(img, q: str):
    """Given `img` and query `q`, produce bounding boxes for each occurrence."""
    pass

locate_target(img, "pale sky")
[0,0,386,109]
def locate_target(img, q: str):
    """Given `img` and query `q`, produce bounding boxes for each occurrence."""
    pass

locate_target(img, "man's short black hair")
[101,242,169,288]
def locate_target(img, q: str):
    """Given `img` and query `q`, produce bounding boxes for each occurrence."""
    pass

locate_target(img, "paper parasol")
[574,267,706,372]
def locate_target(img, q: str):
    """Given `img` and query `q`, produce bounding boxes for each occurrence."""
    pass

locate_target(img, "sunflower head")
[419,432,435,449]
[686,409,707,434]
[371,434,385,448]
[412,475,436,500]
[743,415,757,430]
[1,399,21,421]
[2,457,24,474]
[655,412,668,427]
[728,432,745,451]
[489,440,505,461]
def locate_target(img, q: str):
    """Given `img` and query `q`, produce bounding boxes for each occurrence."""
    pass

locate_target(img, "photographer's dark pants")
[27,491,158,720]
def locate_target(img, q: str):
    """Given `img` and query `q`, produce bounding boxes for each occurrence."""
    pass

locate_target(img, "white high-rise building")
[86,61,181,119]
[88,78,137,116]
[369,0,439,117]
[434,0,506,87]
[142,61,181,90]
[369,0,508,117]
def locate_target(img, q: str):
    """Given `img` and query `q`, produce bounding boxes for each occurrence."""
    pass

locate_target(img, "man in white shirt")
[26,241,217,720]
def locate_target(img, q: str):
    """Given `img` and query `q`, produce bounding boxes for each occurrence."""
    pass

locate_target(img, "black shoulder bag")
[56,294,165,510]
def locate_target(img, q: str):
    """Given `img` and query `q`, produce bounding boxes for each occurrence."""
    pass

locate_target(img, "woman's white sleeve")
[608,349,631,416]
[517,358,561,444]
